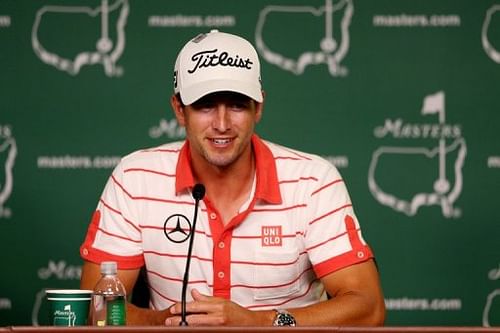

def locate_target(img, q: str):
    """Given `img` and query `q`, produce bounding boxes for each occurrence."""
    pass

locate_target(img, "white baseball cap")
[174,29,263,105]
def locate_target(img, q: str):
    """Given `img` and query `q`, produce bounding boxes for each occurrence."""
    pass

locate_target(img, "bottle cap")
[100,261,117,275]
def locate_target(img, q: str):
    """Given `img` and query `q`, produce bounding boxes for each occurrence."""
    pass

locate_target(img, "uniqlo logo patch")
[261,226,282,247]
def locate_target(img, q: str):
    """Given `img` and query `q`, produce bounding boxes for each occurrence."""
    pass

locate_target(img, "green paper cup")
[45,289,92,326]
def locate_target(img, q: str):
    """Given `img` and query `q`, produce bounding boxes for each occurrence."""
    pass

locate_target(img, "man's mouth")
[211,138,233,145]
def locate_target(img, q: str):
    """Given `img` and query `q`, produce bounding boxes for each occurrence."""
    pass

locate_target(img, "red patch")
[261,226,282,247]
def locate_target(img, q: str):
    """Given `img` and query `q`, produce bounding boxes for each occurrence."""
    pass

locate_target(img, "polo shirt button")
[218,271,225,279]
[357,251,364,258]
[210,212,217,220]
[218,242,225,249]
[82,248,88,256]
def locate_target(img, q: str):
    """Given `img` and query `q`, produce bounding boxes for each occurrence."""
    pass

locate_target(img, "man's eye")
[193,104,214,111]
[230,103,249,110]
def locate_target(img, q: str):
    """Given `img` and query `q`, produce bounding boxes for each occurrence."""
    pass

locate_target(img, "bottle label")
[106,297,126,325]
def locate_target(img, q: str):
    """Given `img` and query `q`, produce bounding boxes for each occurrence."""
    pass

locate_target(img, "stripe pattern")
[80,138,373,311]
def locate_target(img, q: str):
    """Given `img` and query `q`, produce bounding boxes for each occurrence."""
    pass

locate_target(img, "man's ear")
[255,90,265,123]
[171,95,186,126]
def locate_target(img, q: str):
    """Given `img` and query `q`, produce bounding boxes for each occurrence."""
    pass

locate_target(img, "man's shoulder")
[261,139,342,183]
[263,139,334,169]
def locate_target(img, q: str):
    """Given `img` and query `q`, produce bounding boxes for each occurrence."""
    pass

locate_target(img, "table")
[3,327,500,333]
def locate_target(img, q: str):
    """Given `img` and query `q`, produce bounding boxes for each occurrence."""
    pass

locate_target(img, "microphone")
[192,183,206,201]
[180,183,205,326]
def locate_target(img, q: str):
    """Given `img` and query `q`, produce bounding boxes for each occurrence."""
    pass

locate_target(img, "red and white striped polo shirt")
[80,134,373,311]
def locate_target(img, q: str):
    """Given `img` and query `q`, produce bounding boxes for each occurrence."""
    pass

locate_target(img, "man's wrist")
[126,303,174,325]
[255,310,278,326]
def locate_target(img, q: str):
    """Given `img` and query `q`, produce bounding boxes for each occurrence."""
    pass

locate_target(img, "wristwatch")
[272,309,297,326]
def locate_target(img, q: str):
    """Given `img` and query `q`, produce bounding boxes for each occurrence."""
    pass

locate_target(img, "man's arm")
[80,260,172,325]
[287,259,385,325]
[167,259,385,326]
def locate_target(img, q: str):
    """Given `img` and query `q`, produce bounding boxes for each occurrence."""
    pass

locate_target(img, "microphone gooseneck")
[180,183,205,326]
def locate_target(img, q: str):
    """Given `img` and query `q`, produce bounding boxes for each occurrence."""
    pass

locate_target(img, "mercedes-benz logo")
[163,214,192,243]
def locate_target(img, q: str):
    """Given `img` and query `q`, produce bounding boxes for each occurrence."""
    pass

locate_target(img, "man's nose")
[212,105,231,132]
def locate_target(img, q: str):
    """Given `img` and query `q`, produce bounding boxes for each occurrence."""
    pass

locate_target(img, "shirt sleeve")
[303,161,373,278]
[80,160,144,269]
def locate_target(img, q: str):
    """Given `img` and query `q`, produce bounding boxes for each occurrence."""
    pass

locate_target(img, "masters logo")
[369,91,466,218]
[255,0,353,76]
[32,0,129,77]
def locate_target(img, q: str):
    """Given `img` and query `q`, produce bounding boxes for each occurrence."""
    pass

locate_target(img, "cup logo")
[53,304,77,326]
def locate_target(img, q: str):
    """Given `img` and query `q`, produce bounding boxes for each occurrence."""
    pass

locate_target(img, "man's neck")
[191,147,256,225]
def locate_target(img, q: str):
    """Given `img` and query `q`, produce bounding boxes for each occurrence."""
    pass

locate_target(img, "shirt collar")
[175,134,282,204]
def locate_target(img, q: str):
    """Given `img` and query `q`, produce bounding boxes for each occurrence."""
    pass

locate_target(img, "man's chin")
[204,154,237,168]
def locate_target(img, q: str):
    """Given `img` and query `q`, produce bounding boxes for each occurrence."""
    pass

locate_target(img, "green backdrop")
[1,0,499,326]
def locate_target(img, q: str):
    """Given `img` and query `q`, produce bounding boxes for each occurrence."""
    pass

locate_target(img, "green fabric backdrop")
[0,0,499,326]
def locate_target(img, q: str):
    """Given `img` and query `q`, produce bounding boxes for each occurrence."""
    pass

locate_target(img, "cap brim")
[180,79,263,105]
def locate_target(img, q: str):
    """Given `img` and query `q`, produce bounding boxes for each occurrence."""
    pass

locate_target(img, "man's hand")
[165,289,271,326]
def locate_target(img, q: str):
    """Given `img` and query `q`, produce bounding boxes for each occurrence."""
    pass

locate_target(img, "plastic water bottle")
[90,261,127,326]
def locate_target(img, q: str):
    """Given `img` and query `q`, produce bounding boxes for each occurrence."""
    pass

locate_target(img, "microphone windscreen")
[192,184,206,200]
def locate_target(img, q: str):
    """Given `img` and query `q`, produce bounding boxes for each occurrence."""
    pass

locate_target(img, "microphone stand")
[180,184,205,326]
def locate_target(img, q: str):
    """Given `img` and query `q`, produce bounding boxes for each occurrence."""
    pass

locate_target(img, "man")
[80,29,385,326]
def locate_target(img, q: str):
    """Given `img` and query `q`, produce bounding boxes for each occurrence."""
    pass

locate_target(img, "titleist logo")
[188,49,253,74]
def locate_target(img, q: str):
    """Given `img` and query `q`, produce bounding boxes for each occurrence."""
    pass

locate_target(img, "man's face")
[173,91,263,169]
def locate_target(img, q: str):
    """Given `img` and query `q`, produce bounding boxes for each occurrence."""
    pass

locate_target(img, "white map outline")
[255,0,353,76]
[31,0,129,77]
[0,126,16,219]
[482,4,500,64]
[483,264,500,327]
[31,289,46,325]
[369,138,466,218]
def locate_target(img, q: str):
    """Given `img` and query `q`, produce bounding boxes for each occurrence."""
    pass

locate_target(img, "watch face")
[274,311,296,326]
